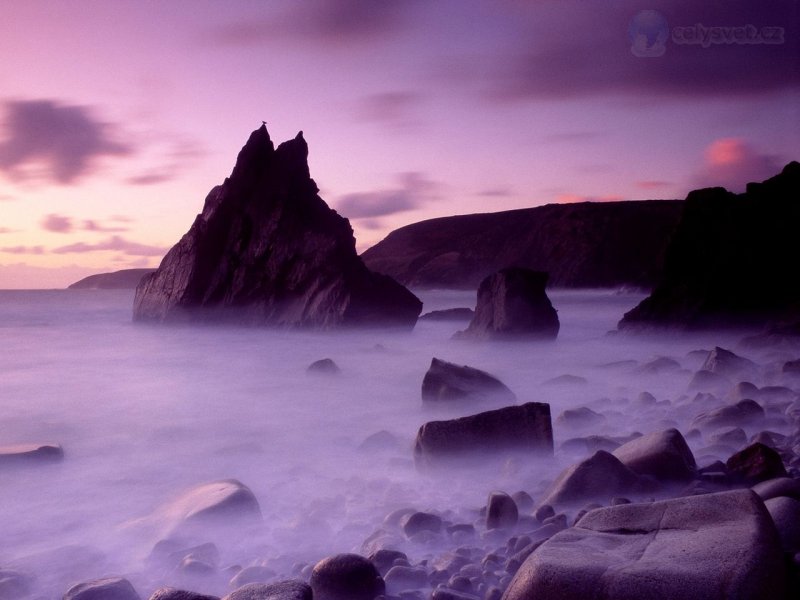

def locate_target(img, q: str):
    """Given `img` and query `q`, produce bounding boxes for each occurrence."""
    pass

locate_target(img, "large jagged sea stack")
[134,125,421,328]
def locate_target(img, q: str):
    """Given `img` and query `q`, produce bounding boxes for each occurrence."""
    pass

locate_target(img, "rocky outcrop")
[421,358,516,405]
[619,162,800,330]
[503,490,787,600]
[69,269,156,290]
[362,200,683,289]
[133,125,421,328]
[414,402,553,466]
[455,269,559,340]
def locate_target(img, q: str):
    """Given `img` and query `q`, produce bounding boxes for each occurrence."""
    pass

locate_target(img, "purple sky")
[0,0,798,288]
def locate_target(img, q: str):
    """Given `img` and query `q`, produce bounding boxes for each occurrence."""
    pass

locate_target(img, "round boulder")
[310,554,384,600]
[64,577,140,600]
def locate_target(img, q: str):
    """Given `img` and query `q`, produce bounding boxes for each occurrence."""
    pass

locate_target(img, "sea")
[0,288,767,597]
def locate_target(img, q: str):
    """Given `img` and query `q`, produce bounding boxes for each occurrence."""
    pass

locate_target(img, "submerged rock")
[421,358,516,405]
[414,402,553,466]
[149,588,219,600]
[133,125,421,328]
[0,443,63,465]
[691,399,765,430]
[64,577,140,600]
[306,358,340,375]
[540,450,643,507]
[222,581,311,600]
[455,268,559,340]
[701,347,758,378]
[486,492,518,530]
[504,489,787,600]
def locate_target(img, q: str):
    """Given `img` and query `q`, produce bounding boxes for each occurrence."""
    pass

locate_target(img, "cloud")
[636,180,672,190]
[125,137,204,186]
[543,132,608,144]
[355,92,424,128]
[691,138,785,192]
[52,235,168,257]
[214,0,419,47]
[0,99,131,184]
[41,213,73,233]
[465,0,798,102]
[2,245,44,254]
[336,172,440,219]
[477,187,513,198]
[555,193,625,204]
[0,227,18,234]
[82,219,130,233]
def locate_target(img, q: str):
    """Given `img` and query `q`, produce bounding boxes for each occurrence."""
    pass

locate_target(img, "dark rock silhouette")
[69,268,155,290]
[133,125,421,328]
[310,553,384,600]
[361,200,682,289]
[455,269,559,340]
[421,357,516,405]
[307,358,340,375]
[0,443,63,466]
[414,402,553,466]
[620,162,800,330]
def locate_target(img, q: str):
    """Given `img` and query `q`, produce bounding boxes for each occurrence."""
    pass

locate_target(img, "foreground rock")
[619,162,800,329]
[455,269,559,340]
[64,577,140,600]
[0,443,63,465]
[504,489,787,600]
[414,402,553,466]
[133,124,421,328]
[421,358,516,405]
[310,554,384,600]
[222,581,311,600]
[149,588,219,600]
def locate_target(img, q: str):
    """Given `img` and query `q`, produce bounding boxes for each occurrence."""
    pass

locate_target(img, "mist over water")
[0,289,789,597]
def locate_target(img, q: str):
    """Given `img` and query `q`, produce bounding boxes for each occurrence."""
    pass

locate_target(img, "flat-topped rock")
[414,402,553,466]
[455,268,559,340]
[503,489,787,600]
[134,125,421,328]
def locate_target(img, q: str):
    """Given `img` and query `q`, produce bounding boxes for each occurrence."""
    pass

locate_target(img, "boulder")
[701,347,758,378]
[764,496,800,553]
[222,581,311,600]
[414,402,553,466]
[309,554,384,600]
[421,358,516,405]
[486,491,518,530]
[611,428,696,481]
[726,443,787,484]
[133,125,421,328]
[540,450,642,507]
[383,565,428,594]
[503,489,787,600]
[156,479,261,537]
[555,406,604,428]
[401,511,442,537]
[148,588,219,600]
[63,577,140,600]
[691,399,765,430]
[0,443,63,465]
[752,477,800,502]
[306,359,340,375]
[455,268,559,340]
[619,161,800,330]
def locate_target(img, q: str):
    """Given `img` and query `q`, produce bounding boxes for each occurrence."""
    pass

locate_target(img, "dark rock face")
[133,125,421,328]
[69,269,156,290]
[309,554,385,600]
[455,269,559,340]
[414,402,553,466]
[361,200,683,290]
[63,577,140,600]
[504,490,787,600]
[222,581,311,600]
[421,358,516,405]
[619,162,800,330]
[726,443,787,484]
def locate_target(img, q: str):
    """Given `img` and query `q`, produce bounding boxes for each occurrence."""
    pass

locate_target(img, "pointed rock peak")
[295,130,304,140]
[230,124,275,181]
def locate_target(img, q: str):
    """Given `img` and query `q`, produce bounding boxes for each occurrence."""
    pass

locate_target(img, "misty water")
[0,289,790,597]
